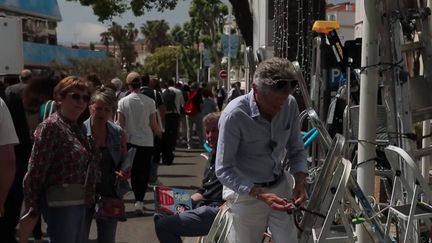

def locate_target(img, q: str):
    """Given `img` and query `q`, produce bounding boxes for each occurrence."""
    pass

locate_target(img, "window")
[328,14,337,21]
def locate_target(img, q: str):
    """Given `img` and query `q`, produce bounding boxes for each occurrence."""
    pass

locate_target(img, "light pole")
[226,6,232,90]
[197,42,204,82]
[176,50,179,82]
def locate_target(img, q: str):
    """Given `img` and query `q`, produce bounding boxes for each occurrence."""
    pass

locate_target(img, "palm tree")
[108,22,125,57]
[100,31,112,53]
[125,22,139,42]
[140,20,171,53]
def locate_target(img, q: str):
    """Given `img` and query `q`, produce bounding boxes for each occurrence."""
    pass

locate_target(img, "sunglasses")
[67,92,91,103]
[267,78,297,89]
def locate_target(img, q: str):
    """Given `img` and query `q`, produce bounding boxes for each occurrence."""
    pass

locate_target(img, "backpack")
[39,100,56,122]
[183,91,199,116]
[162,88,177,112]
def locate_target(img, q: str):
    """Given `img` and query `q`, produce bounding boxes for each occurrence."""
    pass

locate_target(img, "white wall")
[327,10,355,43]
[251,0,270,54]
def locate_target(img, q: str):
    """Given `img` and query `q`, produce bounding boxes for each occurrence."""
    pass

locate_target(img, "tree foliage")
[140,46,182,81]
[140,20,172,53]
[108,22,139,71]
[69,0,179,21]
[190,0,227,77]
[50,58,123,82]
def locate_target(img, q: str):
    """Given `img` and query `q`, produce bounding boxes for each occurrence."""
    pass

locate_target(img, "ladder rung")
[414,146,432,159]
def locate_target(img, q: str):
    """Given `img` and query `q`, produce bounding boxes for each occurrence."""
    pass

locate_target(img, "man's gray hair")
[111,78,123,91]
[253,57,297,94]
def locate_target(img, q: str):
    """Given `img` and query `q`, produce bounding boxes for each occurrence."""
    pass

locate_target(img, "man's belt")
[254,174,283,188]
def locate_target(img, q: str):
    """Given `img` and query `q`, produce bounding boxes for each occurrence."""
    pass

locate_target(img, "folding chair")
[203,204,233,243]
[384,145,432,243]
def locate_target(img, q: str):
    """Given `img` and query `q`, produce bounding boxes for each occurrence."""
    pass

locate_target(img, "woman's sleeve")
[23,123,56,211]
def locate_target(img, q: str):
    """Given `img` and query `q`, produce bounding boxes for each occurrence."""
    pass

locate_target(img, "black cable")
[291,206,326,232]
[359,59,404,74]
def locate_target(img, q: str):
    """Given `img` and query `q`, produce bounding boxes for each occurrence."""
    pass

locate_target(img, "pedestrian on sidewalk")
[22,76,99,243]
[82,86,130,243]
[116,72,162,214]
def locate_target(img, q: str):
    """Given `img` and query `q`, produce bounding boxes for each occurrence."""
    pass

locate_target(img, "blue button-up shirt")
[215,90,307,195]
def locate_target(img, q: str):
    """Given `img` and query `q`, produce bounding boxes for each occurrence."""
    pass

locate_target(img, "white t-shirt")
[168,86,185,113]
[118,92,156,147]
[0,97,19,146]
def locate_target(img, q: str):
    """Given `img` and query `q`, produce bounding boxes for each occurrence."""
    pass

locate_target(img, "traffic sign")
[219,70,228,79]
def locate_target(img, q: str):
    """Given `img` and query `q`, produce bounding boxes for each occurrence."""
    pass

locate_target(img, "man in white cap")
[116,71,162,214]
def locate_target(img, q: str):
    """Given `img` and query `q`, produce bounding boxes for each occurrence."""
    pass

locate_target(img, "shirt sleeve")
[215,112,254,195]
[0,98,19,146]
[285,98,308,175]
[23,122,57,211]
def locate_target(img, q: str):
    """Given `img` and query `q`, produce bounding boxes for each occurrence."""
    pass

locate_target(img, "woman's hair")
[53,76,92,101]
[90,85,117,112]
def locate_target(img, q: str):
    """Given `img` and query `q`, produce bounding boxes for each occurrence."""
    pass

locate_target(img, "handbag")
[45,184,85,207]
[94,196,126,221]
[46,159,91,207]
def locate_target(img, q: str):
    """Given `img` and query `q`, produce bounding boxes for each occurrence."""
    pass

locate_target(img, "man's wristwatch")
[249,186,263,199]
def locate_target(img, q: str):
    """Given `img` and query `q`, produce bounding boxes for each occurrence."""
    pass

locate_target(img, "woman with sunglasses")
[82,86,129,243]
[22,76,99,243]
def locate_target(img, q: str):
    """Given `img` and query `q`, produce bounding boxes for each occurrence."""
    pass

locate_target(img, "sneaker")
[149,179,162,187]
[134,201,145,214]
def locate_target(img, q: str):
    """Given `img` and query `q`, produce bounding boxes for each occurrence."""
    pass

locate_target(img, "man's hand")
[115,170,130,180]
[249,187,294,211]
[18,207,39,243]
[190,193,203,203]
[292,172,308,206]
[259,192,296,211]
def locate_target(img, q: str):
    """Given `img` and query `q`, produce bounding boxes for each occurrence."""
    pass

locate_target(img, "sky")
[57,0,352,45]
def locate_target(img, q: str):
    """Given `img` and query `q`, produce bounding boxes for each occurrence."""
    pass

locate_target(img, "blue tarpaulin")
[0,0,62,20]
[23,42,106,67]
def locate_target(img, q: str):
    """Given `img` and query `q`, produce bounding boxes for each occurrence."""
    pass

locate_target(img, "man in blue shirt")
[216,57,307,243]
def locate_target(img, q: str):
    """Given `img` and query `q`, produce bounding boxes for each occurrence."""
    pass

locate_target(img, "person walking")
[215,57,308,243]
[116,72,162,214]
[22,76,99,243]
[184,82,204,149]
[216,86,226,111]
[2,76,53,243]
[160,79,184,165]
[82,86,130,243]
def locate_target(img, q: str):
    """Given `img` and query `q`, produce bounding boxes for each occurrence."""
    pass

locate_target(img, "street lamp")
[197,42,204,82]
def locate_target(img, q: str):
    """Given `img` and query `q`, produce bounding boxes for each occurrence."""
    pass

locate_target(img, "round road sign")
[219,70,228,79]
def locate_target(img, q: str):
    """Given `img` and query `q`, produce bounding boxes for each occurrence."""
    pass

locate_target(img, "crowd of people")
[0,57,308,243]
